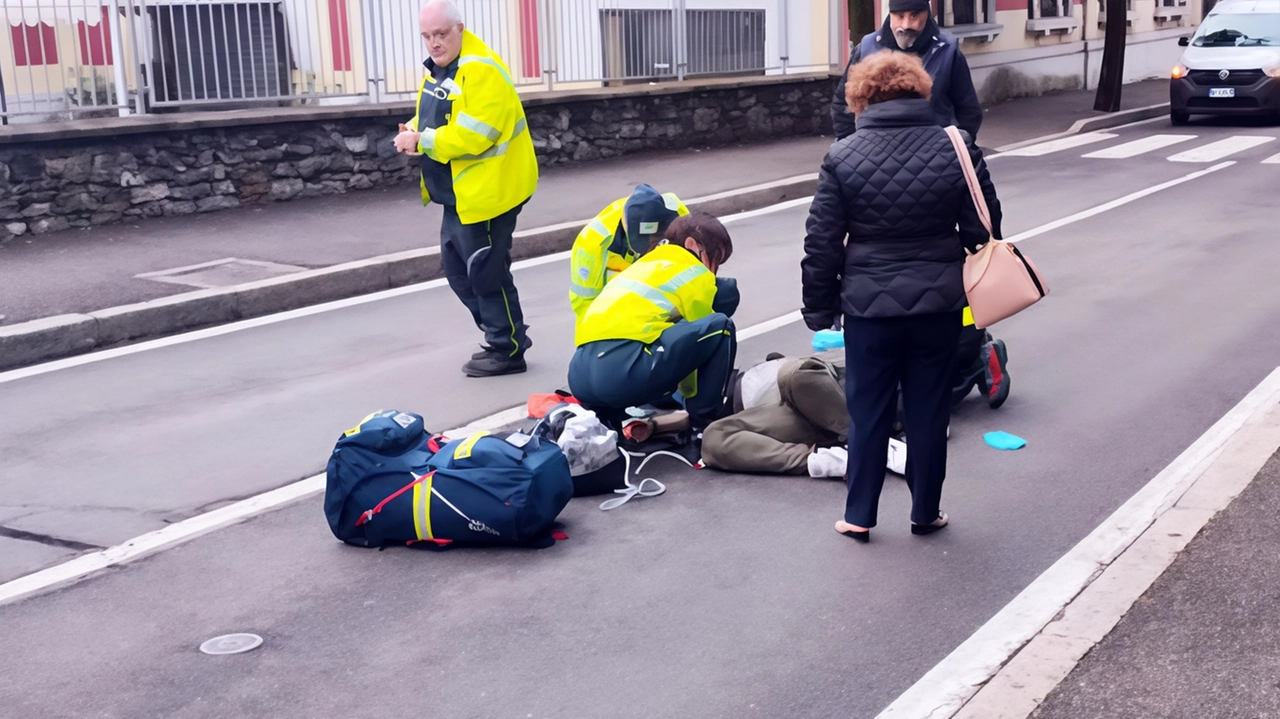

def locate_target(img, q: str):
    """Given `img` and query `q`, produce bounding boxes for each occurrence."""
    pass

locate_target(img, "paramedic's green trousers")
[569,314,736,430]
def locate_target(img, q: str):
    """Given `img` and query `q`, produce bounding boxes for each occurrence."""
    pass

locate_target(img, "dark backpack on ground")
[324,410,574,549]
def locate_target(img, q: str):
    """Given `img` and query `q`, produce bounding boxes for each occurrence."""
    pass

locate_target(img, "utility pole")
[1094,0,1127,111]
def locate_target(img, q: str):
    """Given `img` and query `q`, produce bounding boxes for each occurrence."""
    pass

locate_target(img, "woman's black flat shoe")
[836,520,870,543]
[840,529,870,543]
[911,512,949,536]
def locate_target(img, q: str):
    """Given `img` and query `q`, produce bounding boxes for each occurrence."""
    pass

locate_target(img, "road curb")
[876,368,1280,719]
[994,102,1170,153]
[0,174,818,372]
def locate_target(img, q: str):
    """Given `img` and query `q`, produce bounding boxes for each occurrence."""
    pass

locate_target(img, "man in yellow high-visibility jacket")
[394,0,538,378]
[568,212,741,434]
[569,185,688,326]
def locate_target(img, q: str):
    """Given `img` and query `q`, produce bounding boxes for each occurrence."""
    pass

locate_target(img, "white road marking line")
[0,308,804,607]
[0,151,1241,606]
[1167,135,1276,163]
[875,366,1280,719]
[0,197,811,388]
[0,475,326,608]
[997,133,1119,157]
[1262,152,1280,164]
[954,398,1280,719]
[1081,134,1196,158]
[1007,162,1235,243]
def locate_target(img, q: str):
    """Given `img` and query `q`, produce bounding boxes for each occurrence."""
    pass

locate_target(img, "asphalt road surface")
[3,118,1280,718]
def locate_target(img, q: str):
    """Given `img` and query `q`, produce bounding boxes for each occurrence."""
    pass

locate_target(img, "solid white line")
[875,366,1280,719]
[1261,151,1280,164]
[1007,162,1235,243]
[739,310,804,340]
[0,308,805,607]
[0,156,1239,606]
[997,133,1118,157]
[0,197,816,388]
[0,474,326,607]
[1081,134,1196,159]
[1167,135,1275,163]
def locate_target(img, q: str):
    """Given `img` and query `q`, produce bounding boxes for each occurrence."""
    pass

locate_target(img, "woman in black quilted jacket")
[801,51,1001,543]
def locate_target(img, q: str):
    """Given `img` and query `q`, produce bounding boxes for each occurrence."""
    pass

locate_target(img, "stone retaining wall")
[0,73,834,244]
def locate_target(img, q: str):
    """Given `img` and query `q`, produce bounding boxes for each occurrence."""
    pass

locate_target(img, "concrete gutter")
[0,173,818,372]
[994,102,1170,153]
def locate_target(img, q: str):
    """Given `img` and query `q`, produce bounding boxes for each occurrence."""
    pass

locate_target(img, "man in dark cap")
[568,184,689,333]
[831,0,983,141]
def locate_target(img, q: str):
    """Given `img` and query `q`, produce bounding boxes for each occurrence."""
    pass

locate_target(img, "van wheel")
[1170,110,1191,126]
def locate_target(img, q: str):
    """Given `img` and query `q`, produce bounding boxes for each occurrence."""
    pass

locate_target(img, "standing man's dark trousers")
[843,311,962,528]
[439,202,530,359]
[568,314,737,430]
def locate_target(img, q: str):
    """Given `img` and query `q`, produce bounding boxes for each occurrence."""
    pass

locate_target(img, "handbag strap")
[944,125,993,237]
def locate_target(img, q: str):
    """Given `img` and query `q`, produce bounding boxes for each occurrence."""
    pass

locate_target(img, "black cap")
[889,0,931,12]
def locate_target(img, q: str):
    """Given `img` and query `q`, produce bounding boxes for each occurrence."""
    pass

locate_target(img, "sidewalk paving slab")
[1031,448,1280,719]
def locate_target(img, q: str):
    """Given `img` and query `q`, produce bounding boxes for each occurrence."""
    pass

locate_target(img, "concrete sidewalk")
[0,78,1170,369]
[1031,448,1280,719]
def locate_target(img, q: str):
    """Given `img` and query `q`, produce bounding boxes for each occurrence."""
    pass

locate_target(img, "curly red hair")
[845,51,933,116]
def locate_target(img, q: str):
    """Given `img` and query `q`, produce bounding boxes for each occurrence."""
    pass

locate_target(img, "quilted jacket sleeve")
[801,157,849,331]
[957,131,1003,252]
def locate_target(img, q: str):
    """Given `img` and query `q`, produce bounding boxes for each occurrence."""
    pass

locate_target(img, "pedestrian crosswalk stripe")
[1082,134,1197,159]
[1167,135,1276,163]
[1263,152,1280,164]
[1000,133,1119,157]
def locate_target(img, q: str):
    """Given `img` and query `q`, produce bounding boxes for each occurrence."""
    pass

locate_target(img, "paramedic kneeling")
[568,212,739,433]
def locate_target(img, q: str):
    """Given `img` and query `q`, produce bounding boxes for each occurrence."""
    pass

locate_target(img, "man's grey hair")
[426,0,464,25]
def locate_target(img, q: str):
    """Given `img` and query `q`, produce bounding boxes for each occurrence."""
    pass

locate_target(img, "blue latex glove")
[984,431,1026,450]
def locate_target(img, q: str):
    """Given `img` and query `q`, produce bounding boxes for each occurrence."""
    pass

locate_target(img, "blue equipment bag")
[325,410,574,548]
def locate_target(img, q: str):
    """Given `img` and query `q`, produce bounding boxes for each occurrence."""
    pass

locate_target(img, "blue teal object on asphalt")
[984,431,1026,450]
[812,329,844,352]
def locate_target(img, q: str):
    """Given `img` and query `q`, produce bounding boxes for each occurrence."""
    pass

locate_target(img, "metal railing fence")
[1,0,845,124]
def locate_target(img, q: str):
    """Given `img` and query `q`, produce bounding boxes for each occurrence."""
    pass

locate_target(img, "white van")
[1169,0,1280,124]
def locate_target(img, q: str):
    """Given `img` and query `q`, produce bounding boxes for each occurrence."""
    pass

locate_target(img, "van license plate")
[1209,88,1236,98]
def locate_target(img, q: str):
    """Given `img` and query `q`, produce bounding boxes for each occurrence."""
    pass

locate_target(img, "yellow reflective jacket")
[406,30,538,225]
[575,244,716,346]
[569,193,689,325]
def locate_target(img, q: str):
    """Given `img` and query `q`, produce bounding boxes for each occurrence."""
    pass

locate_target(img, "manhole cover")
[199,633,263,655]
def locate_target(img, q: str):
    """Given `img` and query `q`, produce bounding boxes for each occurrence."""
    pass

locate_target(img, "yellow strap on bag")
[453,431,490,460]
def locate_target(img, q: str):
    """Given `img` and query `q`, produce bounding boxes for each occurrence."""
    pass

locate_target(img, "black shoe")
[463,351,527,378]
[911,512,949,536]
[983,340,1010,409]
[472,335,532,360]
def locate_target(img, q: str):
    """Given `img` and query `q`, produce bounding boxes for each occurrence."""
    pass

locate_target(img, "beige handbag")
[944,126,1048,329]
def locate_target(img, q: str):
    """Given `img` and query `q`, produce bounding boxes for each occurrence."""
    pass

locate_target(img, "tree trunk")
[1094,0,1128,111]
